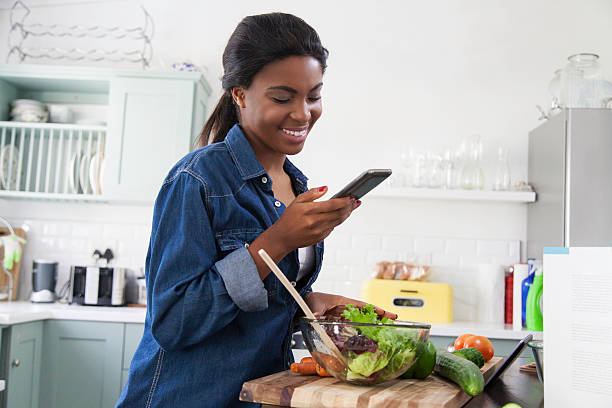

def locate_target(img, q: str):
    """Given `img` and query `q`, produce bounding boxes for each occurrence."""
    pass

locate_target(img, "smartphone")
[331,169,392,200]
[485,334,533,388]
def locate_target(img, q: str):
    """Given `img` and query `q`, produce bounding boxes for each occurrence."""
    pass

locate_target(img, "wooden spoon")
[257,249,347,366]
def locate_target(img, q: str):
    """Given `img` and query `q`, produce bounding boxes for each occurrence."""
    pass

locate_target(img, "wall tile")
[414,237,445,254]
[476,240,509,257]
[366,250,398,265]
[445,239,477,256]
[351,234,381,250]
[326,233,351,250]
[381,235,414,252]
[335,249,366,266]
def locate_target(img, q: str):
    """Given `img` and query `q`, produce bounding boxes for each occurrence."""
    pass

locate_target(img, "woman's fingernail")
[355,200,362,207]
[350,196,356,202]
[318,186,327,192]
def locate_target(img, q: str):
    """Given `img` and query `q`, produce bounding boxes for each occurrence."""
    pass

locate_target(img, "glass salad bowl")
[299,315,431,385]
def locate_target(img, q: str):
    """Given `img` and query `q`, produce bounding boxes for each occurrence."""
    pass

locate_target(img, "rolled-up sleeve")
[147,171,267,351]
[216,246,267,311]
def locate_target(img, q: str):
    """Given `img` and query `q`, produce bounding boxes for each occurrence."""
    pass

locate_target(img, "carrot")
[316,364,331,377]
[313,352,344,372]
[300,356,314,364]
[290,361,317,375]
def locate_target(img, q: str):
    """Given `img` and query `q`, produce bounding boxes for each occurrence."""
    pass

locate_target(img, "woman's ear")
[231,87,247,108]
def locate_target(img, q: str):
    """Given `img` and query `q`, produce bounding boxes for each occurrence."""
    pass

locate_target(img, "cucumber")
[435,350,484,396]
[453,347,485,368]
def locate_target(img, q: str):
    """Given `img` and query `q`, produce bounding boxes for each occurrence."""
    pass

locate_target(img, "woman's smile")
[280,127,309,143]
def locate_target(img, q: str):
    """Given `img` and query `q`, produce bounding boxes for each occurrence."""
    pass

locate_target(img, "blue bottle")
[521,259,538,327]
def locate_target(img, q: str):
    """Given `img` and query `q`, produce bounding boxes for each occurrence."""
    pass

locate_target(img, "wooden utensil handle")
[257,249,346,365]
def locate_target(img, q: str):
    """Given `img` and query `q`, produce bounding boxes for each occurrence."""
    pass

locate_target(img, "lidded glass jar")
[560,53,604,108]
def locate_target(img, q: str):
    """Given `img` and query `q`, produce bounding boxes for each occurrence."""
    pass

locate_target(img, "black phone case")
[331,169,392,200]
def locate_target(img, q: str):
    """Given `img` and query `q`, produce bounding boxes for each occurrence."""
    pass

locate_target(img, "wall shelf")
[370,187,536,203]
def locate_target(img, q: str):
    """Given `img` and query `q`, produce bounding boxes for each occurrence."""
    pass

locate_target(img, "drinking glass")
[493,147,511,191]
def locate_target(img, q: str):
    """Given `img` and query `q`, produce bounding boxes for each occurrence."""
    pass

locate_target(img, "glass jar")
[460,135,485,190]
[492,147,511,191]
[560,53,604,108]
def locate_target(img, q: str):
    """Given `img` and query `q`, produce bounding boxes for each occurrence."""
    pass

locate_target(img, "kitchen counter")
[0,302,543,342]
[430,321,543,341]
[0,301,146,324]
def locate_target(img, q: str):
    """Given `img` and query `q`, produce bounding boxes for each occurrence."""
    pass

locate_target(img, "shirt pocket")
[215,228,278,296]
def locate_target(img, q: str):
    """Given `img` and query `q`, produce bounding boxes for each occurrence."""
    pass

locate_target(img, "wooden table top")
[255,357,542,408]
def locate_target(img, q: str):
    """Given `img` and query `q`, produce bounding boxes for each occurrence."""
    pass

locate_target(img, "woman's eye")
[308,96,321,102]
[272,97,290,104]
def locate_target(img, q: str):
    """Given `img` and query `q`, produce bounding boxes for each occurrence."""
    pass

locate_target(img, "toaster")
[361,279,453,323]
[69,265,126,306]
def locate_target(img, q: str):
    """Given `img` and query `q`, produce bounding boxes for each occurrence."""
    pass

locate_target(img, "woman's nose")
[290,100,311,122]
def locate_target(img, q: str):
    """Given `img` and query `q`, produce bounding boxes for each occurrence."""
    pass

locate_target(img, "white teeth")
[282,128,307,137]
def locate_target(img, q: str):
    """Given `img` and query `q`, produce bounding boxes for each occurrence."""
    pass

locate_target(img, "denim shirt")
[116,124,323,408]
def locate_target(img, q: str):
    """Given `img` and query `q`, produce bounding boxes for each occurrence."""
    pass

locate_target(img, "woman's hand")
[248,187,359,279]
[272,186,359,252]
[304,292,398,320]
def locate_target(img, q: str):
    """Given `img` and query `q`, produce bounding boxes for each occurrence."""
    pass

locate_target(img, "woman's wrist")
[248,229,292,280]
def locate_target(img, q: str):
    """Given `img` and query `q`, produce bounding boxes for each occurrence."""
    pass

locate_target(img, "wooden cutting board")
[0,227,25,301]
[240,356,503,408]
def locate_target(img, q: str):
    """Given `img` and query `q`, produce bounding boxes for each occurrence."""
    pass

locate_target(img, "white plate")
[79,152,93,194]
[66,151,81,194]
[88,152,103,195]
[0,145,20,190]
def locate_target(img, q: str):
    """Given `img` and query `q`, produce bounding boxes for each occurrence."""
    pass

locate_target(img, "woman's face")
[233,55,323,158]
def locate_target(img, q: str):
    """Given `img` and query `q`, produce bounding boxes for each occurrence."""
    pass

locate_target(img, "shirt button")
[291,281,296,287]
[261,176,268,184]
[274,200,281,207]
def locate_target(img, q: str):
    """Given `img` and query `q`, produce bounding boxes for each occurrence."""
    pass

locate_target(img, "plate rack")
[0,121,106,197]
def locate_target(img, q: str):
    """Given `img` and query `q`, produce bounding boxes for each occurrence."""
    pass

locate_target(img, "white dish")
[79,152,93,194]
[0,145,20,190]
[66,151,81,194]
[47,104,73,124]
[11,99,46,110]
[88,152,103,195]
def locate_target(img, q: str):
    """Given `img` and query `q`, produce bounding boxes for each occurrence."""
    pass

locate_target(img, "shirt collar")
[224,124,309,187]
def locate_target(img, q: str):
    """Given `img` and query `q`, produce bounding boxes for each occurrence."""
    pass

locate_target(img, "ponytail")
[196,93,238,148]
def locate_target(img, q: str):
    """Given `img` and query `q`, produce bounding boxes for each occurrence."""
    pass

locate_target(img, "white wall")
[0,0,610,320]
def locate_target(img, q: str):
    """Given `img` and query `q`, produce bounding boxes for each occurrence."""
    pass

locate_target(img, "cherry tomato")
[463,335,495,361]
[454,333,475,351]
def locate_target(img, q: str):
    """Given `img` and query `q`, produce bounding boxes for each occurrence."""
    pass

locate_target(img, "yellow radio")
[361,279,453,323]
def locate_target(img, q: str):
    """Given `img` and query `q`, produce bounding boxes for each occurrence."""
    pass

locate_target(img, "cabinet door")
[6,321,43,408]
[41,320,123,408]
[106,77,195,203]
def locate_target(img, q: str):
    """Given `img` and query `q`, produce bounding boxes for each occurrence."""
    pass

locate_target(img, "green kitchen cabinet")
[105,76,209,203]
[3,321,43,408]
[0,64,211,204]
[120,323,145,392]
[39,320,124,408]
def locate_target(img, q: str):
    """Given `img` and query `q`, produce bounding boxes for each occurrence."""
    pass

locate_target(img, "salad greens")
[331,304,419,382]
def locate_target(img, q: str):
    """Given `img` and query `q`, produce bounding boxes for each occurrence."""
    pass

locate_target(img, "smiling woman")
[115,12,395,408]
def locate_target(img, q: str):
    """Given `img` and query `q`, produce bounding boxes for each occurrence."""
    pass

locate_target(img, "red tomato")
[463,335,495,361]
[454,333,475,351]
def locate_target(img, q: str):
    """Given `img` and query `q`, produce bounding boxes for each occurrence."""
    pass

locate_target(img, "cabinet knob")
[11,359,20,367]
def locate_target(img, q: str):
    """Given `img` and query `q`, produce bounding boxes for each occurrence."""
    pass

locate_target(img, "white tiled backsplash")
[2,200,520,322]
[313,233,519,322]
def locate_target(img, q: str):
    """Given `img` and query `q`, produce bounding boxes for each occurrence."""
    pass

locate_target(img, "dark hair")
[197,13,329,147]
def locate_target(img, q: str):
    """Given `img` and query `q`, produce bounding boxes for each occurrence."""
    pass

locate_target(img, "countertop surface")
[0,301,146,324]
[0,302,542,341]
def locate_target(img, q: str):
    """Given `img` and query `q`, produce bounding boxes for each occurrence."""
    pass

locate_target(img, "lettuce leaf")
[347,349,389,377]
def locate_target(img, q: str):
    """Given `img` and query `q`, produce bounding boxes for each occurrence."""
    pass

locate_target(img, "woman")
[117,12,395,408]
